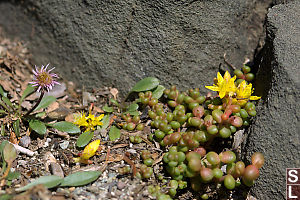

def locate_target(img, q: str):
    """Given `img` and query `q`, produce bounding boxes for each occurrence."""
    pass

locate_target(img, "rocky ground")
[0,29,258,200]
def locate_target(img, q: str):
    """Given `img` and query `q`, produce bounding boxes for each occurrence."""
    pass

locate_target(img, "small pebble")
[19,135,31,148]
[59,141,69,149]
[86,186,99,193]
[117,181,126,190]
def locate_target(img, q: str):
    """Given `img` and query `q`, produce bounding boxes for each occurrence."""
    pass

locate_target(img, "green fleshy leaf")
[152,85,165,99]
[76,131,94,147]
[131,77,160,92]
[50,121,80,134]
[3,143,17,163]
[109,126,121,141]
[60,171,101,187]
[110,98,119,107]
[0,85,7,97]
[15,175,63,192]
[103,105,114,113]
[29,119,47,135]
[19,84,35,105]
[100,115,110,130]
[34,96,56,111]
[127,103,139,112]
[13,119,20,137]
[6,171,20,181]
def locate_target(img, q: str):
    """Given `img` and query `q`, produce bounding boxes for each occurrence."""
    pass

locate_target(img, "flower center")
[37,72,53,86]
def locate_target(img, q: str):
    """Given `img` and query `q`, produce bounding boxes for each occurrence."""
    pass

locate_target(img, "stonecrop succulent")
[29,64,60,92]
[73,112,104,132]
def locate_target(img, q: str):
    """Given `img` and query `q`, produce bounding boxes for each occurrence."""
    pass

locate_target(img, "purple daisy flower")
[29,64,60,92]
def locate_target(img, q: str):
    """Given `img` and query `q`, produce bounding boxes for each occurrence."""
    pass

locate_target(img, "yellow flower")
[73,139,101,164]
[205,71,237,99]
[73,112,88,127]
[234,81,261,105]
[73,112,104,132]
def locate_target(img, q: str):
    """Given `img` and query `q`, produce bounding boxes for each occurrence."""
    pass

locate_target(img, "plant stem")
[24,91,45,117]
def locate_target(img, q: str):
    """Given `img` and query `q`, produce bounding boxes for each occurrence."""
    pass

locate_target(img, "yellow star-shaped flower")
[234,81,261,105]
[205,71,237,99]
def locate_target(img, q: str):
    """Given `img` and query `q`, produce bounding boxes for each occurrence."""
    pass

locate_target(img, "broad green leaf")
[100,115,110,130]
[16,175,63,192]
[124,110,140,116]
[35,111,46,118]
[131,77,159,92]
[13,119,20,137]
[34,96,56,111]
[103,105,114,113]
[110,98,119,107]
[1,97,13,110]
[127,103,139,112]
[0,140,9,160]
[60,171,101,187]
[3,143,17,163]
[50,121,80,134]
[19,84,35,105]
[0,85,7,97]
[76,131,94,147]
[6,171,20,181]
[152,85,165,99]
[29,120,47,135]
[109,126,121,141]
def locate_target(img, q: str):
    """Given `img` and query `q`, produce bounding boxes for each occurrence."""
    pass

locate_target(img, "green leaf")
[131,77,160,92]
[124,110,140,116]
[0,140,9,160]
[60,171,101,187]
[109,126,121,141]
[0,109,6,114]
[3,143,17,163]
[76,131,94,147]
[19,84,35,105]
[29,119,47,135]
[127,103,139,112]
[6,171,20,181]
[35,111,46,118]
[50,121,80,134]
[152,85,165,99]
[34,96,56,111]
[0,194,12,200]
[1,97,14,110]
[1,124,4,136]
[100,115,110,130]
[15,175,63,192]
[13,119,20,137]
[0,85,7,97]
[110,98,119,107]
[103,105,114,113]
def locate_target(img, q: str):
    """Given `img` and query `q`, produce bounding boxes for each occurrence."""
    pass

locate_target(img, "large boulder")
[243,1,300,199]
[0,0,271,95]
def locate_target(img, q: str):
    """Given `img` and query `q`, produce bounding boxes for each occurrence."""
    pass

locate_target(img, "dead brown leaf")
[110,88,119,100]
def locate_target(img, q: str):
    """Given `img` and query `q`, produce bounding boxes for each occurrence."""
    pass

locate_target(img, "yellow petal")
[250,96,261,100]
[224,71,231,81]
[219,90,226,99]
[81,139,101,160]
[205,85,220,91]
[217,72,224,83]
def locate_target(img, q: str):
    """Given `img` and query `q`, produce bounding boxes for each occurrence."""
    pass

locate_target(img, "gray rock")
[0,0,271,96]
[243,1,300,199]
